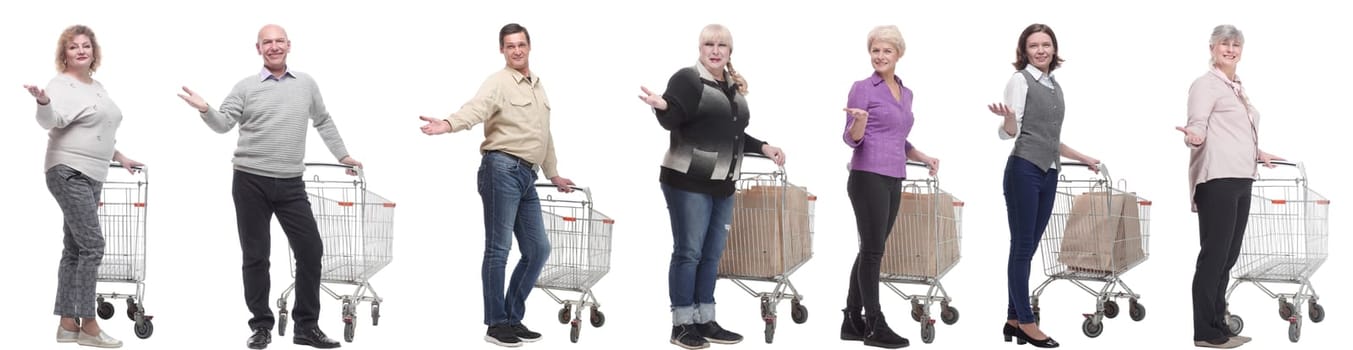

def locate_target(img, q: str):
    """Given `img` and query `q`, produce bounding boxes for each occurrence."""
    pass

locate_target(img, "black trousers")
[233,170,324,332]
[1191,178,1253,341]
[845,170,902,315]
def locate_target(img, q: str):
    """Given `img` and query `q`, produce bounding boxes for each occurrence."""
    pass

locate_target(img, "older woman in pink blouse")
[1176,24,1283,349]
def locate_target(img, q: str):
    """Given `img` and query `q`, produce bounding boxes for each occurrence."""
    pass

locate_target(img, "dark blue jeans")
[662,183,733,325]
[479,151,550,327]
[1003,156,1059,323]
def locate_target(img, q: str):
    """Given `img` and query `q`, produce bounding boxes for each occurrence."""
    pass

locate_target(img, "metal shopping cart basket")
[94,162,154,339]
[1224,161,1330,343]
[880,161,964,344]
[718,153,817,344]
[1033,161,1152,338]
[277,163,395,343]
[533,184,615,343]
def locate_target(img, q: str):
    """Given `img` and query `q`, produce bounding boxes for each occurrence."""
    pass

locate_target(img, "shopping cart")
[277,163,395,343]
[533,184,615,343]
[1224,161,1329,343]
[880,161,964,344]
[94,161,154,339]
[718,153,817,344]
[1032,161,1152,338]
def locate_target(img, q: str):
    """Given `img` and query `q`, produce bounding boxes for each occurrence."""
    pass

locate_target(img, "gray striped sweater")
[200,70,350,178]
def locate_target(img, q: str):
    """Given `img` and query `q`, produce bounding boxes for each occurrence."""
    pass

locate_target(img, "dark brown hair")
[1012,23,1063,72]
[499,23,530,48]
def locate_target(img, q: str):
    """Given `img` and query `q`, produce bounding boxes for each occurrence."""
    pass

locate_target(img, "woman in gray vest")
[985,23,1100,348]
[24,24,143,348]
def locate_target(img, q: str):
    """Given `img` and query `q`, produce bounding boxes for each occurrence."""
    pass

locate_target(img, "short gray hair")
[1209,24,1244,46]
[867,25,905,55]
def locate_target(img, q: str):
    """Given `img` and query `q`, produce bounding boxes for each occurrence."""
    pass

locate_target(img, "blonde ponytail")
[725,60,748,95]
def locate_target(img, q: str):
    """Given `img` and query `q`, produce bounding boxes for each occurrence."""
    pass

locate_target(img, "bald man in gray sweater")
[178,24,355,350]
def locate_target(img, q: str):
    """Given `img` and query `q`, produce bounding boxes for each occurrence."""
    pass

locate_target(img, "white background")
[1,1,1347,349]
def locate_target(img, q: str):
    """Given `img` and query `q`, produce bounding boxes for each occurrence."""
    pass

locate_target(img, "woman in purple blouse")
[839,25,940,349]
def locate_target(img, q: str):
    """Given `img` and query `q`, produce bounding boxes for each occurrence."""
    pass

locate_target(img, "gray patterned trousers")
[46,164,105,318]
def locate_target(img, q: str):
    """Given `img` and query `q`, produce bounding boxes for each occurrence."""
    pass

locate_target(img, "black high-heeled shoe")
[1012,326,1059,348]
[1003,323,1019,343]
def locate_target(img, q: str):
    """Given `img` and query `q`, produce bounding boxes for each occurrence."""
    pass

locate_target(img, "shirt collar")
[1209,66,1241,86]
[695,61,730,83]
[1023,65,1053,82]
[868,71,903,87]
[259,66,295,82]
[507,68,537,86]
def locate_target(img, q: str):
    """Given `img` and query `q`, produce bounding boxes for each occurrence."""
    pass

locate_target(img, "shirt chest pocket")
[507,90,550,112]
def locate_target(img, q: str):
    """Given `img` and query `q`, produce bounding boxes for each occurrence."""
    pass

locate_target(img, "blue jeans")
[662,183,733,325]
[479,151,550,326]
[1003,156,1059,323]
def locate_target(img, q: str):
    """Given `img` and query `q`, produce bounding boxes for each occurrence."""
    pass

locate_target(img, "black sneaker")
[695,321,743,344]
[511,323,542,343]
[671,324,710,349]
[485,325,522,348]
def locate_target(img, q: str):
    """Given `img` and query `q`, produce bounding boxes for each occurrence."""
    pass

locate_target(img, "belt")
[489,150,537,169]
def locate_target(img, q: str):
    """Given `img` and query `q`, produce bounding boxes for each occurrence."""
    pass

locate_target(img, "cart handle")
[303,162,366,182]
[107,161,146,172]
[1257,160,1299,168]
[742,153,789,180]
[534,183,593,203]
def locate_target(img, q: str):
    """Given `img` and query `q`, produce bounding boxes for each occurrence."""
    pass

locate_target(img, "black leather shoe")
[1003,323,1018,343]
[293,327,341,349]
[247,328,271,349]
[1012,325,1059,348]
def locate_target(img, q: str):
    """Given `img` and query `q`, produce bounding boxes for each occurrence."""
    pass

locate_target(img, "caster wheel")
[97,301,115,320]
[941,306,959,325]
[279,311,289,336]
[343,322,355,343]
[126,299,140,321]
[910,301,923,322]
[570,321,581,343]
[1103,300,1120,319]
[763,317,777,344]
[559,306,572,324]
[371,302,381,326]
[1309,303,1325,323]
[1279,300,1295,321]
[791,301,808,324]
[921,321,936,344]
[590,308,605,328]
[1288,321,1301,343]
[1082,318,1103,338]
[134,319,154,339]
[1226,314,1244,335]
[1129,300,1146,322]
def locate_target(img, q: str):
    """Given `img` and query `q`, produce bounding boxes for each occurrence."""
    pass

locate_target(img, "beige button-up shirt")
[446,67,559,178]
[1184,68,1260,212]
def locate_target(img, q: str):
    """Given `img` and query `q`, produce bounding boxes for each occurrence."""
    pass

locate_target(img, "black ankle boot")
[841,309,867,341]
[864,314,910,349]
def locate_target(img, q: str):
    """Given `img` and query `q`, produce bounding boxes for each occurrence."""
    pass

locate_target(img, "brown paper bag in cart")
[882,192,959,278]
[1058,192,1144,273]
[719,185,813,279]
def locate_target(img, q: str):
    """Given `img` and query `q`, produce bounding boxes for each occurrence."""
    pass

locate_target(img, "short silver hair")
[867,25,906,55]
[1210,24,1244,46]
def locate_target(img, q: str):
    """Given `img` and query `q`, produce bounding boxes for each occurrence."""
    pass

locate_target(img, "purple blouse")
[844,72,915,179]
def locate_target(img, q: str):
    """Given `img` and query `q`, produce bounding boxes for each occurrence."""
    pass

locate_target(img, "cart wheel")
[278,311,289,336]
[921,321,935,344]
[1103,300,1120,319]
[1288,320,1301,343]
[1081,318,1103,338]
[1128,300,1146,321]
[134,319,154,339]
[370,302,381,328]
[97,301,115,320]
[791,301,808,324]
[590,308,605,328]
[570,321,581,343]
[1279,299,1295,321]
[763,317,777,344]
[941,306,959,325]
[1226,314,1244,335]
[558,306,571,325]
[126,299,140,321]
[910,302,924,322]
[343,322,355,343]
[1309,303,1325,323]
[760,297,772,318]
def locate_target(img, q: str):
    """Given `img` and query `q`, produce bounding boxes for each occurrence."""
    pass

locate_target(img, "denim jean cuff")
[672,305,697,325]
[695,303,717,324]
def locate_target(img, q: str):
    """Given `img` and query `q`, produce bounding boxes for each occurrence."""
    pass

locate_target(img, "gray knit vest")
[1010,69,1065,172]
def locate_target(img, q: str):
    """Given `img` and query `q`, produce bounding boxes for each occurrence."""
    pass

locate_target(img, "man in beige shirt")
[418,23,573,348]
